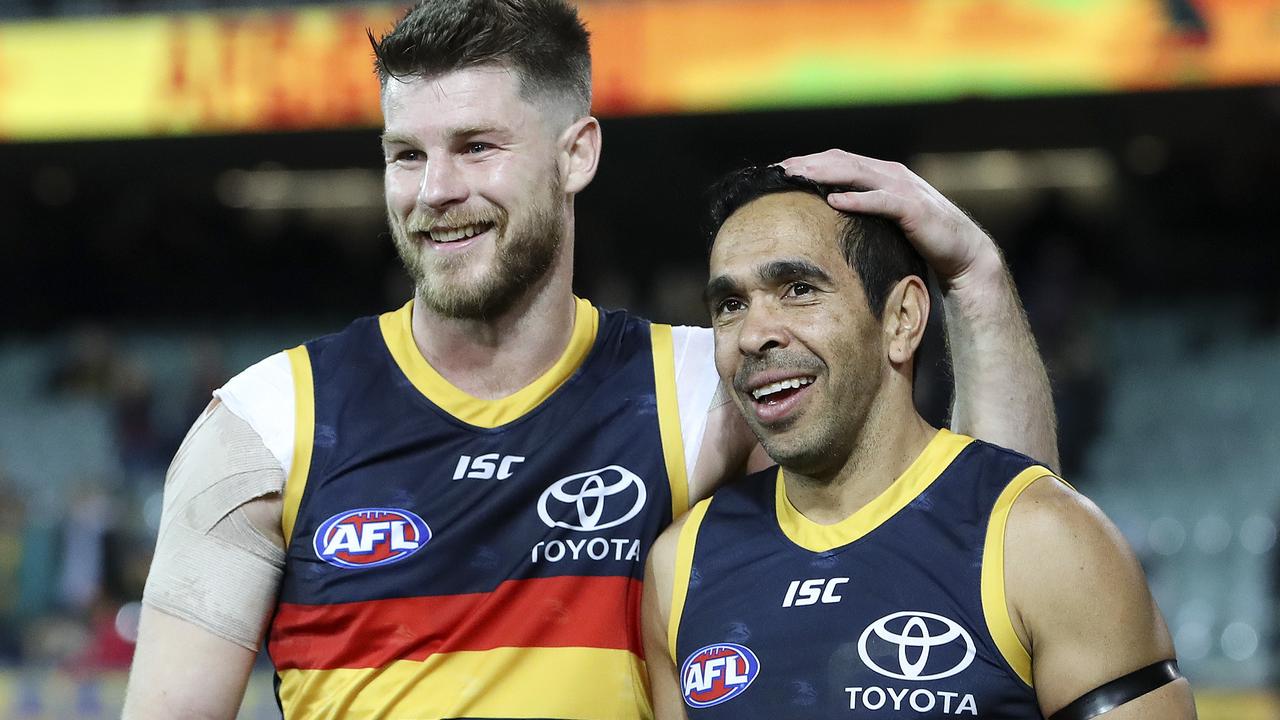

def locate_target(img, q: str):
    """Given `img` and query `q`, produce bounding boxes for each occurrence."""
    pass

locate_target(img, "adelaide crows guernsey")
[215,298,720,719]
[670,430,1056,719]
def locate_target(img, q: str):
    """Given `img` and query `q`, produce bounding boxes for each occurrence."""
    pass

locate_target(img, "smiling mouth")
[420,222,495,244]
[750,376,815,404]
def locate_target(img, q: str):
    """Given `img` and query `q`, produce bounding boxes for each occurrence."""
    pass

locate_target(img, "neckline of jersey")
[378,296,600,429]
[773,428,973,553]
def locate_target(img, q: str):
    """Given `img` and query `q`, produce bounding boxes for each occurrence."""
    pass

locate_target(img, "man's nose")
[738,302,790,357]
[417,157,468,210]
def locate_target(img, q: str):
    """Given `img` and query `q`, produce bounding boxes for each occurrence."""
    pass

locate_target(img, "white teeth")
[751,376,814,400]
[428,224,489,243]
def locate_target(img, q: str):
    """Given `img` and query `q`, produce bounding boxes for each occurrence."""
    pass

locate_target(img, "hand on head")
[778,149,1002,290]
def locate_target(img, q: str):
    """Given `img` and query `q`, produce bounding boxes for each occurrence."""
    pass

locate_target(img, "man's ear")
[884,275,930,369]
[559,116,602,194]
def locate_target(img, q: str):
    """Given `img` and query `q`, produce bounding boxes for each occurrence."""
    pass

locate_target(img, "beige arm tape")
[142,401,287,651]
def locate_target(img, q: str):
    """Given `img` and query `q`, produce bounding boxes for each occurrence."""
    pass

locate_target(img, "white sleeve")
[212,351,295,477]
[671,326,720,489]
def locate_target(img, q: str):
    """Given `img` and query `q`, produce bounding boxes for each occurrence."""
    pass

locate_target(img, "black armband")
[1048,659,1181,720]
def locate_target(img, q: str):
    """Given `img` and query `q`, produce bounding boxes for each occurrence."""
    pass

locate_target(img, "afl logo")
[680,643,760,708]
[858,611,976,681]
[312,508,431,569]
[537,465,647,532]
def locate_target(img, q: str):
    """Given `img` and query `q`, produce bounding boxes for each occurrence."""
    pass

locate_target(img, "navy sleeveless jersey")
[671,429,1054,719]
[267,299,683,719]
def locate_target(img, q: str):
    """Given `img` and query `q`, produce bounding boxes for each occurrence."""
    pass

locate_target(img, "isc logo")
[782,577,850,607]
[452,453,525,480]
[681,643,760,708]
[313,508,431,569]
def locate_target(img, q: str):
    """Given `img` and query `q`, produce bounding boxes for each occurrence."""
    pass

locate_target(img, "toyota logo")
[857,611,976,681]
[537,465,647,532]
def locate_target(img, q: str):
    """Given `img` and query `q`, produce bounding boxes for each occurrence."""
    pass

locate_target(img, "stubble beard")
[749,406,850,481]
[736,354,874,482]
[391,176,565,321]
[762,402,861,482]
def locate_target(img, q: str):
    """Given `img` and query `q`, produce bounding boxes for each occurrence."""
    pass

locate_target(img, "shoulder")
[213,351,296,472]
[668,325,714,361]
[220,351,293,398]
[1002,479,1182,715]
[648,322,715,378]
[649,495,718,587]
[667,326,720,422]
[165,400,285,526]
[646,496,714,639]
[650,498,708,576]
[1005,477,1144,607]
[962,435,1057,483]
[1005,477,1132,575]
[1004,477,1174,678]
[641,322,752,503]
[663,325,764,499]
[653,466,775,569]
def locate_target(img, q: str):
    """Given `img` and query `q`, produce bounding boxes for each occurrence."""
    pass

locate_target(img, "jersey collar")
[379,296,599,428]
[774,428,973,552]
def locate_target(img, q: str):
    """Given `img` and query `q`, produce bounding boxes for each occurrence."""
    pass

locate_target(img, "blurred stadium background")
[0,0,1277,717]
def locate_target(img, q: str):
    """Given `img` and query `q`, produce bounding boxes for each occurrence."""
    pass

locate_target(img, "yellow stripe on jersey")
[980,465,1061,687]
[651,323,690,520]
[281,345,314,548]
[668,498,712,663]
[277,646,650,720]
[378,297,600,428]
[775,428,972,552]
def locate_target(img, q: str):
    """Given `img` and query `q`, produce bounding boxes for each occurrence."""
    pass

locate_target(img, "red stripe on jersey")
[269,575,644,670]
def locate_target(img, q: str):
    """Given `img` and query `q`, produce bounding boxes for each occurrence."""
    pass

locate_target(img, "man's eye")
[788,282,814,297]
[716,298,745,315]
[466,142,492,155]
[395,150,422,162]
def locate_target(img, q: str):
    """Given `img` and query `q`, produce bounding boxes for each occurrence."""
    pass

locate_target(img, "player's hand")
[778,149,1001,290]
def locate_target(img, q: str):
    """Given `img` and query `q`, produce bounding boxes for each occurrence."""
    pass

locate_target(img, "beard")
[390,174,564,321]
[732,350,873,482]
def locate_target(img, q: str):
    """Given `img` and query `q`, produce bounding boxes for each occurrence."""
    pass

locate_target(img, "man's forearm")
[945,252,1059,471]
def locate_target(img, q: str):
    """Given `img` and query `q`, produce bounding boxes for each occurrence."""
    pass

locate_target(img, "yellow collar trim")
[378,297,599,429]
[775,428,973,552]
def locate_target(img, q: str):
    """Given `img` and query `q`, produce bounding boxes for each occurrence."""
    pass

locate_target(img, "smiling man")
[123,2,1061,719]
[643,166,1196,719]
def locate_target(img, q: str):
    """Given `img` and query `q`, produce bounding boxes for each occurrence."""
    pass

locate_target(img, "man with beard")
[643,166,1193,719]
[123,2,1059,719]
